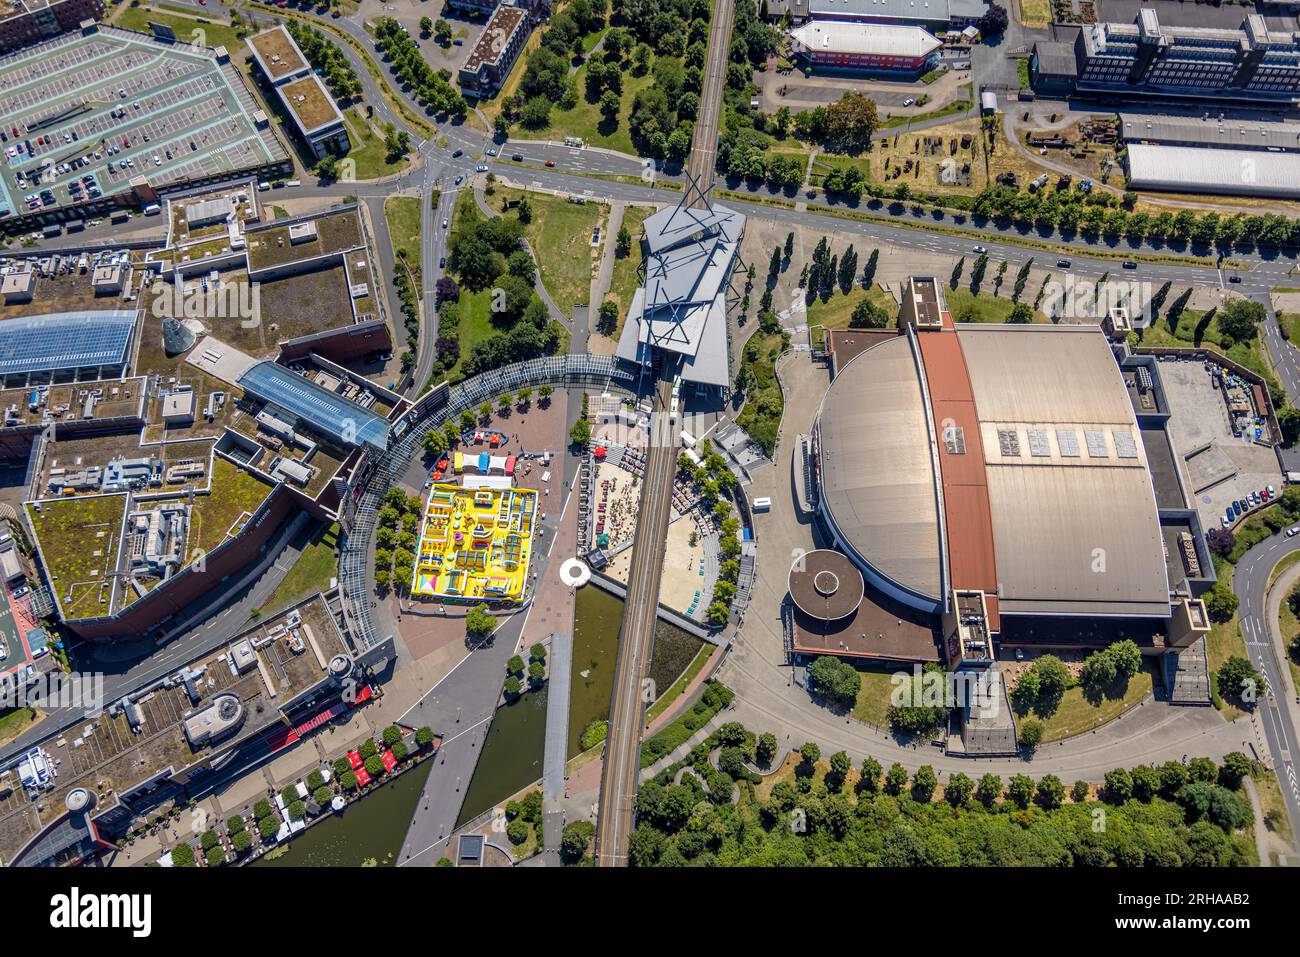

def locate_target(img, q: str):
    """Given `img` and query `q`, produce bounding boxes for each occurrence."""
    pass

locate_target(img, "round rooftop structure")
[814,335,943,612]
[65,787,94,814]
[788,550,865,621]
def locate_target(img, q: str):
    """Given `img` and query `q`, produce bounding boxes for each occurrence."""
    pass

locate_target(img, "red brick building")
[0,0,103,54]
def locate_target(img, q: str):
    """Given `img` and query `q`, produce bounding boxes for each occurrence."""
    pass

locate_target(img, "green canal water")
[454,685,548,828]
[253,758,433,868]
[449,585,706,829]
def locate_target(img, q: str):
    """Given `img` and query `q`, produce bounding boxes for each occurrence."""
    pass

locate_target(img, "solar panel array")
[1084,429,1109,458]
[238,360,390,451]
[1113,430,1139,459]
[0,310,136,376]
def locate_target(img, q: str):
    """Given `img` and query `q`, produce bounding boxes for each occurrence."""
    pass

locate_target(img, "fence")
[338,355,633,650]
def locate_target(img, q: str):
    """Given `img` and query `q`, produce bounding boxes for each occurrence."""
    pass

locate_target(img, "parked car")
[1287,526,1299,537]
[1056,259,1071,268]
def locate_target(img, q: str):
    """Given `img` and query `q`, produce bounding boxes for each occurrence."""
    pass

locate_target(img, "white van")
[752,497,772,512]
[286,179,301,188]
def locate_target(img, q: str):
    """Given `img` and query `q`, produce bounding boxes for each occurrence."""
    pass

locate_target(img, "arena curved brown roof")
[788,550,865,621]
[815,333,944,606]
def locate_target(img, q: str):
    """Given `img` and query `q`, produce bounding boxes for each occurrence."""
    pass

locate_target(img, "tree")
[859,757,882,795]
[1104,767,1133,804]
[1036,774,1066,810]
[1007,302,1033,324]
[422,427,449,458]
[435,19,452,44]
[1217,298,1265,345]
[884,762,910,796]
[466,603,496,640]
[1205,584,1238,623]
[1217,655,1264,703]
[1219,751,1252,790]
[560,820,594,864]
[799,741,821,767]
[597,299,619,333]
[911,765,938,802]
[506,818,529,844]
[756,732,778,765]
[507,654,525,676]
[419,15,432,35]
[1072,780,1091,803]
[315,153,338,181]
[945,771,974,807]
[1018,718,1044,749]
[171,843,196,867]
[1206,527,1236,558]
[978,3,1009,37]
[1007,774,1035,809]
[570,417,592,447]
[976,773,1002,806]
[849,298,891,329]
[808,656,861,708]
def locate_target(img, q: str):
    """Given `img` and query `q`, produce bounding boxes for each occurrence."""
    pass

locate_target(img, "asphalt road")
[594,374,677,866]
[1233,530,1300,845]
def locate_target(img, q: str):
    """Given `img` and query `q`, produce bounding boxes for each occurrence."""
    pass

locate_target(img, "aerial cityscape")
[0,0,1296,907]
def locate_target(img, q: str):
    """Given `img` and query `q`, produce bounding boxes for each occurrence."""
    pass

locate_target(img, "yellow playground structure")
[410,483,539,602]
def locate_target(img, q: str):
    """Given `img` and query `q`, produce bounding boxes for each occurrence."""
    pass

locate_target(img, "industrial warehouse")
[795,279,1217,692]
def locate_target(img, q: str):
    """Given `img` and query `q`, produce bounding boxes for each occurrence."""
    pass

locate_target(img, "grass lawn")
[1134,308,1276,389]
[1018,0,1051,26]
[1026,663,1156,743]
[261,522,339,614]
[735,327,788,455]
[1205,561,1249,722]
[947,285,1046,323]
[646,645,714,725]
[1274,556,1300,695]
[879,89,973,130]
[809,152,872,188]
[806,284,895,330]
[192,458,274,553]
[0,707,37,747]
[384,194,423,288]
[114,6,246,55]
[494,186,605,318]
[523,61,661,156]
[1252,768,1296,855]
[1279,312,1299,342]
[343,108,410,180]
[28,494,127,619]
[850,665,902,728]
[604,204,650,337]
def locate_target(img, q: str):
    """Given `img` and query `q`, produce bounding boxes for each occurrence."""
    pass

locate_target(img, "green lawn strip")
[715,189,1227,269]
[261,522,340,615]
[850,664,901,728]
[1133,313,1276,393]
[115,6,246,54]
[1273,554,1300,696]
[1028,664,1155,744]
[646,645,715,725]
[605,204,650,335]
[1205,560,1249,722]
[342,108,410,180]
[805,284,893,329]
[384,194,422,284]
[0,707,37,747]
[640,681,733,769]
[494,186,604,317]
[1251,768,1296,852]
[735,327,788,456]
[880,93,973,130]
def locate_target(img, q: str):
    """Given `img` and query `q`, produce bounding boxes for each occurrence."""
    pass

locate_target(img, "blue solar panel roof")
[237,360,390,451]
[0,310,137,376]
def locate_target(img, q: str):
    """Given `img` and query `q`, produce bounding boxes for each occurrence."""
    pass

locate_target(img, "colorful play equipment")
[409,482,538,603]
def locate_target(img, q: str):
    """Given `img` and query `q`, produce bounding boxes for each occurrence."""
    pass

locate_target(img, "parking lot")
[1156,355,1282,532]
[0,24,287,224]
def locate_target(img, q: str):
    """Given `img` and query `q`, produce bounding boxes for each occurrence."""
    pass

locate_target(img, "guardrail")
[338,355,633,650]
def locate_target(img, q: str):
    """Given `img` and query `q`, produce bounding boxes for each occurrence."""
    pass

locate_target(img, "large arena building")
[801,278,1212,671]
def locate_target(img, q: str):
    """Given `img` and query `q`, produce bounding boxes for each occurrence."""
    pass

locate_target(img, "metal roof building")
[789,19,943,58]
[1120,113,1300,152]
[237,360,390,451]
[0,309,137,380]
[1124,142,1300,199]
[814,309,1171,620]
[616,194,745,389]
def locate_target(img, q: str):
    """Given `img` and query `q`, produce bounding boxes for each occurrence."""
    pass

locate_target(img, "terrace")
[245,209,364,272]
[26,493,126,620]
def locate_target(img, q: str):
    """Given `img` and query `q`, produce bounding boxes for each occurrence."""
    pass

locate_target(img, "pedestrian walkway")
[541,630,573,859]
